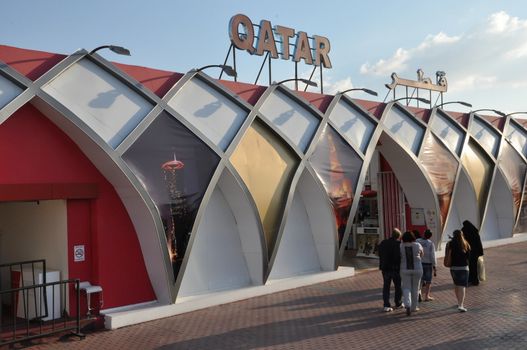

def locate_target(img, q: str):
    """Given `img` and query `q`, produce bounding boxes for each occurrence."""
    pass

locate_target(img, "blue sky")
[2,0,527,114]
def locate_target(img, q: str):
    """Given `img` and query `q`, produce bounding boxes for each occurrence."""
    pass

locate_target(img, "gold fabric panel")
[230,120,298,257]
[499,142,527,218]
[419,133,458,227]
[461,141,493,219]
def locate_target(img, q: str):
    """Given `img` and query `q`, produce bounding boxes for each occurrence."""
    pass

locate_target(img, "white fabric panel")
[259,90,319,152]
[505,122,527,157]
[168,78,247,151]
[378,134,435,210]
[42,59,153,148]
[445,170,478,242]
[297,170,336,271]
[178,186,251,297]
[0,74,23,109]
[429,112,465,156]
[329,100,375,153]
[482,170,514,240]
[480,198,499,241]
[378,134,440,243]
[217,171,264,285]
[269,184,322,280]
[470,118,499,157]
[384,106,424,155]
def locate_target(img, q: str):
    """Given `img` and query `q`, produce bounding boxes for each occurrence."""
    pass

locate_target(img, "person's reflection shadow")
[390,120,404,133]
[88,89,120,109]
[274,109,295,125]
[195,101,221,118]
[341,117,358,132]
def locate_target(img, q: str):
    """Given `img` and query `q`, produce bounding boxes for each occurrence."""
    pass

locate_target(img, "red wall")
[0,104,155,309]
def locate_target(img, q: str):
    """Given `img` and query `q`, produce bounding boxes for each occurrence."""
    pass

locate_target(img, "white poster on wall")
[424,209,437,233]
[411,208,425,226]
[74,245,85,262]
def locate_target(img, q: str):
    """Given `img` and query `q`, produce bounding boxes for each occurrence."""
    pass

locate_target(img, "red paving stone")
[12,241,527,349]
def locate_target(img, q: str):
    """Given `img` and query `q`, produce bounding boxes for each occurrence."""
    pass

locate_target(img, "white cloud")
[358,11,527,111]
[417,32,461,50]
[504,42,527,59]
[487,11,527,33]
[448,75,497,92]
[360,32,459,76]
[325,77,354,94]
[511,80,527,88]
[360,48,410,76]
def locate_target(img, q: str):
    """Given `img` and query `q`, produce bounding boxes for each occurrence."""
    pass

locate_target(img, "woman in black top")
[447,229,471,312]
[462,220,483,285]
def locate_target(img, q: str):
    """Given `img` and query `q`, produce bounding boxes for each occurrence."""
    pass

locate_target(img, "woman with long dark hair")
[462,220,483,285]
[447,229,471,312]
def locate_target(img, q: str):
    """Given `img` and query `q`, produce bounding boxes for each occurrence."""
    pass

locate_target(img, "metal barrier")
[0,259,48,320]
[0,260,84,346]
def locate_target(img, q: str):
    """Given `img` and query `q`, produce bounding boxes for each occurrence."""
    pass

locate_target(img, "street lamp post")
[195,64,237,79]
[471,109,506,117]
[339,88,378,97]
[274,78,318,91]
[89,45,131,56]
[435,101,472,108]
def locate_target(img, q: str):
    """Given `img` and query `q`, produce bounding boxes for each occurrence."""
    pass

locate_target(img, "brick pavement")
[15,241,527,350]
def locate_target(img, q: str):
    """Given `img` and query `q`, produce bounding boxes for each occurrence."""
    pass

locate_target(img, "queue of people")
[378,221,483,316]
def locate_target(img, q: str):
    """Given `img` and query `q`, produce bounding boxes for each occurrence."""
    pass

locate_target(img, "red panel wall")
[0,104,155,308]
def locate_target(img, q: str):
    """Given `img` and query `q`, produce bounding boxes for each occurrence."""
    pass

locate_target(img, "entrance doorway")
[0,200,68,277]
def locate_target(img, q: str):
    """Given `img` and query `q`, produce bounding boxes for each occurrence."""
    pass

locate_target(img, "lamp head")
[89,45,131,56]
[274,78,318,88]
[108,45,131,56]
[392,97,431,105]
[340,88,378,96]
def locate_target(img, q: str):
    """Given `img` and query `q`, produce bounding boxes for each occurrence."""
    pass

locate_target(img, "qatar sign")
[229,14,332,68]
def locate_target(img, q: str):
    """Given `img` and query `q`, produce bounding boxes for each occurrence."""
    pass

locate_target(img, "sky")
[2,0,527,115]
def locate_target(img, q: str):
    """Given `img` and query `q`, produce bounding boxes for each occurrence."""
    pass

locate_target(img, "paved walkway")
[22,241,527,349]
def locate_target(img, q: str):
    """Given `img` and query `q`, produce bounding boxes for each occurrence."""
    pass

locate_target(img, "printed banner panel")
[230,119,299,257]
[309,125,362,248]
[419,133,458,227]
[499,142,527,218]
[514,176,527,233]
[122,112,220,281]
[461,141,494,220]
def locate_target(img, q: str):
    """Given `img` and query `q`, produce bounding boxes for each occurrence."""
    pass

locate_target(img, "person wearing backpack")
[400,231,423,316]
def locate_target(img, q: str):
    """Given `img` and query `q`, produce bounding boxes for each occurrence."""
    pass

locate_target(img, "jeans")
[382,269,402,308]
[401,269,423,311]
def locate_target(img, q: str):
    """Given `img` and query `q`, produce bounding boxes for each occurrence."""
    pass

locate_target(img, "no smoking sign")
[74,245,85,262]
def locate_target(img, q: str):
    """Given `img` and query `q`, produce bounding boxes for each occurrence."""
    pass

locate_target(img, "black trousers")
[468,255,479,285]
[382,269,402,307]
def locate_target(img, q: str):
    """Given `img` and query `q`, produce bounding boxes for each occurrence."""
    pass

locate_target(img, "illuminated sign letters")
[229,14,332,68]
